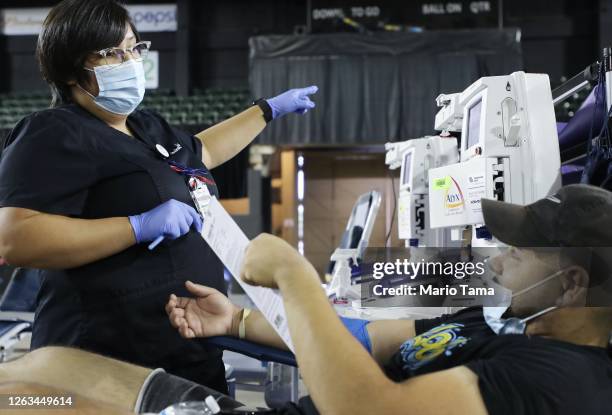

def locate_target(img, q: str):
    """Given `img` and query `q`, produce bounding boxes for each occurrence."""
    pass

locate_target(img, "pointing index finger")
[301,85,318,96]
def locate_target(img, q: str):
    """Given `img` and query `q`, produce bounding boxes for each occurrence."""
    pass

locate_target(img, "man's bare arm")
[238,234,486,415]
[367,319,416,366]
[272,270,486,415]
[231,308,290,350]
[233,310,416,362]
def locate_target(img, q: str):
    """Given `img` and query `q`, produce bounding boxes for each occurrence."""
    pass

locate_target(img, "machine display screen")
[339,196,371,249]
[467,99,482,149]
[402,151,412,186]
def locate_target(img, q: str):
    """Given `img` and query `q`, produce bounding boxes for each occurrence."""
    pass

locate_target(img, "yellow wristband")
[239,308,252,339]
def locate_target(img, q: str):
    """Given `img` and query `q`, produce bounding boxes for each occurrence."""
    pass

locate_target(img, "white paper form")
[200,197,294,351]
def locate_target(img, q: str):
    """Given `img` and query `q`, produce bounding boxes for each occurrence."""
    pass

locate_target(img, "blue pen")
[148,235,164,250]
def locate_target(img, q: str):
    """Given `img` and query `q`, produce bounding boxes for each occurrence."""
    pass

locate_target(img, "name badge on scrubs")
[188,177,211,216]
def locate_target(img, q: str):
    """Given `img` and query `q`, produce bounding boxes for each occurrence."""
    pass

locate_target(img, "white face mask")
[482,268,566,334]
[79,59,146,115]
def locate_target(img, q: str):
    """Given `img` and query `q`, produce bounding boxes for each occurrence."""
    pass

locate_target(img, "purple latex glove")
[129,199,203,244]
[266,86,318,119]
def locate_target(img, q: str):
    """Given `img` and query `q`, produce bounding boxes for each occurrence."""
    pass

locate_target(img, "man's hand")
[165,281,241,339]
[240,233,319,289]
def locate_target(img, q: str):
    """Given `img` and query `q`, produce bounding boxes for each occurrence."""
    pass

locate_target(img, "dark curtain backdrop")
[249,29,523,145]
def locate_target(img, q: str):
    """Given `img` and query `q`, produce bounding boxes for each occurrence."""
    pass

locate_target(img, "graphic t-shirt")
[384,307,612,415]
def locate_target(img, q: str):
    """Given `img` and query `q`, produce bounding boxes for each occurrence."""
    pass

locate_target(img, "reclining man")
[1,184,611,414]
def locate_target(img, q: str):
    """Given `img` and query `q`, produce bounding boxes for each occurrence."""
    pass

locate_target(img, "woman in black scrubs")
[0,0,316,392]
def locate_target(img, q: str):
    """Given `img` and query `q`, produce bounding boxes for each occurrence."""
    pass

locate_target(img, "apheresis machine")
[385,136,459,247]
[387,71,562,248]
[331,71,562,310]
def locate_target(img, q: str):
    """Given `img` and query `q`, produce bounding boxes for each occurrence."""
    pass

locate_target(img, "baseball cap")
[481,184,612,247]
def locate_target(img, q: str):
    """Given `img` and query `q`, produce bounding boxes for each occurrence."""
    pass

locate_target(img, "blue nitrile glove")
[341,317,372,354]
[266,86,318,119]
[128,199,203,244]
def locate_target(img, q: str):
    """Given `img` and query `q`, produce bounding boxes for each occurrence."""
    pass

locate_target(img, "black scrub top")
[0,104,226,382]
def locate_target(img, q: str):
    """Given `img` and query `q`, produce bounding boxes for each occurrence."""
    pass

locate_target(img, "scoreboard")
[310,0,500,32]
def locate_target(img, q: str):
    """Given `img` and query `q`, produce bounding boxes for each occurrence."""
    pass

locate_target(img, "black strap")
[253,98,273,123]
[608,330,612,358]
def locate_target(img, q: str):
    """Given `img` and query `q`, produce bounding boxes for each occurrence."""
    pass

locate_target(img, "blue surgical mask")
[482,269,565,334]
[481,277,512,334]
[80,59,145,115]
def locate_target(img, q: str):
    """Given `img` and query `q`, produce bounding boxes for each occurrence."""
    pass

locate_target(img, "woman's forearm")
[0,207,136,269]
[196,106,266,169]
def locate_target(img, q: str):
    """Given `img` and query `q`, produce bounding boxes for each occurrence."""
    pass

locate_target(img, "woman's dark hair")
[36,0,140,107]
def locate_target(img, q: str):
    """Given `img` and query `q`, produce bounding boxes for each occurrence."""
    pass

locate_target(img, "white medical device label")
[466,174,486,214]
[428,157,487,228]
[397,193,412,240]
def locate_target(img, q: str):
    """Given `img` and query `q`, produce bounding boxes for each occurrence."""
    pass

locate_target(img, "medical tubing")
[596,62,612,147]
[589,68,603,152]
[588,63,612,154]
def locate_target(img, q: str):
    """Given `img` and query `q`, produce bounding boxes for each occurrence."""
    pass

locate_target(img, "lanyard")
[147,144,213,251]
[167,160,216,186]
[152,142,215,186]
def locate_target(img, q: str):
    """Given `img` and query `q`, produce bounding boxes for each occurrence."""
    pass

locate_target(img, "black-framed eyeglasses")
[93,41,152,66]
